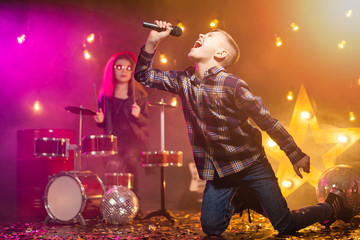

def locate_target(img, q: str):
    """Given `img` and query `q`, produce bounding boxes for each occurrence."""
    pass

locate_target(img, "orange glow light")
[287,91,293,101]
[171,97,177,107]
[338,135,348,143]
[160,54,167,64]
[282,180,293,189]
[276,37,282,47]
[290,22,299,32]
[267,139,277,147]
[83,50,91,60]
[210,19,219,28]
[177,23,185,32]
[87,33,95,43]
[338,40,346,49]
[301,111,311,120]
[349,112,355,121]
[17,34,26,44]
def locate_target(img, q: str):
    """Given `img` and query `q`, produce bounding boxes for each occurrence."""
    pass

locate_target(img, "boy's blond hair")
[212,29,240,69]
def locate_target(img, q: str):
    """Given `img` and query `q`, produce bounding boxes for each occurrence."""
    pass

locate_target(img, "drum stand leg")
[77,214,86,226]
[141,166,176,224]
[44,215,51,225]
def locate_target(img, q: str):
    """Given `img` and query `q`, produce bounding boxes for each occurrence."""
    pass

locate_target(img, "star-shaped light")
[264,84,360,197]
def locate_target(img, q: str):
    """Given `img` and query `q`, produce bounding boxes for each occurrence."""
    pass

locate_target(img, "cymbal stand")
[75,106,82,171]
[142,99,177,224]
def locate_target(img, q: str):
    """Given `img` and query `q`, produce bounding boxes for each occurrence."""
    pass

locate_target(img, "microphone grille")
[171,26,182,37]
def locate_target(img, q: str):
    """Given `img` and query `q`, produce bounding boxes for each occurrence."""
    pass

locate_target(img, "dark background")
[0,0,359,221]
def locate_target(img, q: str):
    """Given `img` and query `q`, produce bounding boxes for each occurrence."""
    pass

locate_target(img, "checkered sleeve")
[134,46,181,94]
[234,81,306,165]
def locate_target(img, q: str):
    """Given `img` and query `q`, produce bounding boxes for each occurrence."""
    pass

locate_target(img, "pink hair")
[98,51,137,100]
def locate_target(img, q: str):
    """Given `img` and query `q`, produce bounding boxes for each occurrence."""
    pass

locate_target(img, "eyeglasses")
[114,64,133,71]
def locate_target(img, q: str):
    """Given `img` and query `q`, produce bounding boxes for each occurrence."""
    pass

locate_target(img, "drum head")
[46,175,83,222]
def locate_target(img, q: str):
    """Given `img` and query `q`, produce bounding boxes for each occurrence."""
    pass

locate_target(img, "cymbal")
[65,106,96,116]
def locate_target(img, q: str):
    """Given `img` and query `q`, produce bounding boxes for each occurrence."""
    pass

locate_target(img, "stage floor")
[1,211,359,239]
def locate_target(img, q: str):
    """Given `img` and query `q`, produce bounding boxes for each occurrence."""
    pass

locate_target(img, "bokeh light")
[17,34,26,44]
[338,135,348,143]
[83,49,91,60]
[282,179,293,189]
[267,139,277,147]
[275,37,282,47]
[301,111,311,120]
[171,97,177,107]
[33,101,40,112]
[349,112,355,121]
[287,91,293,101]
[290,22,299,32]
[87,33,95,43]
[177,23,185,32]
[338,40,346,49]
[209,19,219,28]
[160,54,167,64]
[345,9,353,18]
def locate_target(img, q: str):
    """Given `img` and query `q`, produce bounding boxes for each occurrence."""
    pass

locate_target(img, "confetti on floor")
[1,211,359,239]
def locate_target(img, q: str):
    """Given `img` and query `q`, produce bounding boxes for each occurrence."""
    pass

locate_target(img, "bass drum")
[43,171,105,224]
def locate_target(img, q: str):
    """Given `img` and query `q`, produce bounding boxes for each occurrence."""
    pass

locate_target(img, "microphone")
[142,22,182,37]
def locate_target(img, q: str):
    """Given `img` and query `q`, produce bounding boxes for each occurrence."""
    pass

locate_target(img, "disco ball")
[317,165,360,215]
[101,185,139,225]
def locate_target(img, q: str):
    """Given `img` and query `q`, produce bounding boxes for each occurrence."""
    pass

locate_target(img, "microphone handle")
[142,22,182,37]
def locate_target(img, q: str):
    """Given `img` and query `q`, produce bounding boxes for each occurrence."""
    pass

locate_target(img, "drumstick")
[93,83,99,111]
[132,78,136,104]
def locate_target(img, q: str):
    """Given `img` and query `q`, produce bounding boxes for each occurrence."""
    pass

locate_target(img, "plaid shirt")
[135,47,305,180]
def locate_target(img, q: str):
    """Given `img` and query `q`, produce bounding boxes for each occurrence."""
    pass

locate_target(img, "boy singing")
[134,20,353,235]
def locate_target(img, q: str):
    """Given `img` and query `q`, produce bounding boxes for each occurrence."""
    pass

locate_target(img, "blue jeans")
[200,157,333,235]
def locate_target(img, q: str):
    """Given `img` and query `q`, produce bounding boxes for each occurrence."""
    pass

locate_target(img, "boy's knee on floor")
[200,216,227,236]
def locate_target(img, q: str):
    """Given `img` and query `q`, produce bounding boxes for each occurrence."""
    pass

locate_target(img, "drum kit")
[34,105,130,225]
[34,98,183,225]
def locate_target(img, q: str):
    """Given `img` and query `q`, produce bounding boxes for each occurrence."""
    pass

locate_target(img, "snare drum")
[104,173,134,190]
[34,137,69,158]
[43,171,105,224]
[82,135,117,157]
[141,151,183,167]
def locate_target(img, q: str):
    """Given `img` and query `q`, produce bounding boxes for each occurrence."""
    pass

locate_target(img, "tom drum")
[141,150,183,167]
[34,137,69,158]
[82,135,117,157]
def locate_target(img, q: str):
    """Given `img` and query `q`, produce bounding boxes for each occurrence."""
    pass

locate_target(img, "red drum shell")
[34,137,69,158]
[104,172,134,190]
[82,135,117,157]
[43,171,105,223]
[141,151,183,167]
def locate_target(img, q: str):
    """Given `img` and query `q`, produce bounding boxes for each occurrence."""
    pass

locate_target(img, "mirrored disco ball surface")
[317,165,360,215]
[101,185,139,225]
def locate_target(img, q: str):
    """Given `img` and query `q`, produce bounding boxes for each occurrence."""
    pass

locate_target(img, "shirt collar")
[186,65,226,85]
[205,66,226,76]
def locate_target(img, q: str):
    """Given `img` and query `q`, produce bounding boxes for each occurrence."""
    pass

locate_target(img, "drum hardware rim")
[82,150,118,156]
[44,174,87,223]
[105,172,134,177]
[82,134,117,140]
